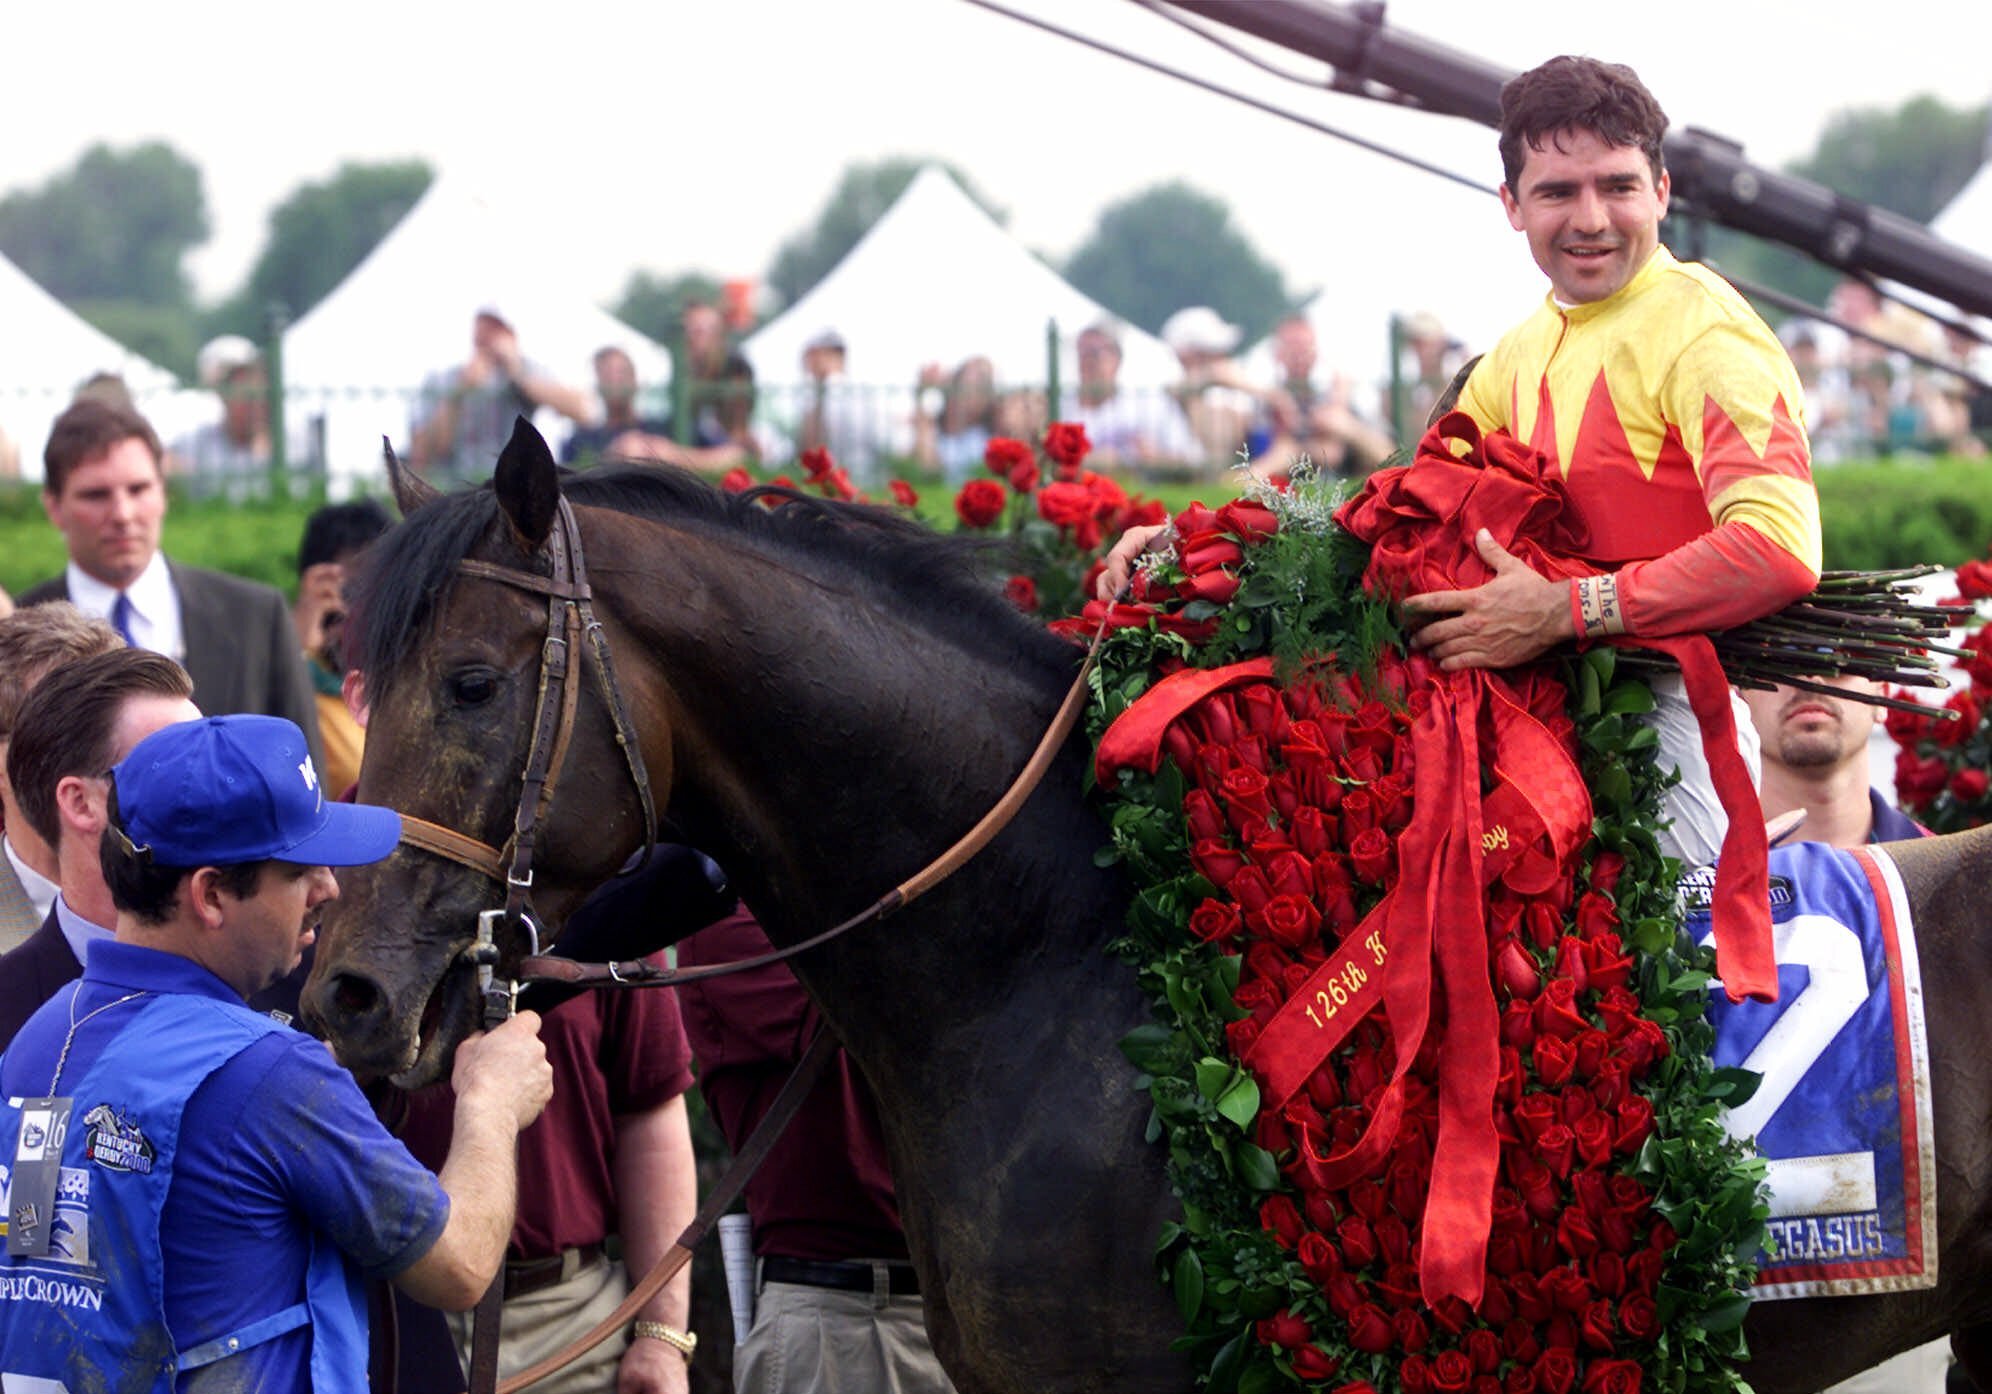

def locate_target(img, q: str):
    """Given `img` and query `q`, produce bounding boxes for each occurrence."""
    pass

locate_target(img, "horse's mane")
[354,464,1080,696]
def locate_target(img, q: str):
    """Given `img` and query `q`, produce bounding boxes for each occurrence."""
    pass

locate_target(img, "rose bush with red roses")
[1084,474,1767,1392]
[947,428,1164,617]
[1887,561,1992,831]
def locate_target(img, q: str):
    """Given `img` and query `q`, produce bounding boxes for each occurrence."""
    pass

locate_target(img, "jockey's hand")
[1096,522,1172,601]
[1400,529,1574,671]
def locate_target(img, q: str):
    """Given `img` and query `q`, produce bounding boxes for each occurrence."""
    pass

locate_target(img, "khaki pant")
[734,1279,955,1394]
[445,1252,630,1394]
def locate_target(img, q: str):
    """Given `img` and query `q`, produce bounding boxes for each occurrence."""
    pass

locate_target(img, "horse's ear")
[494,416,560,549]
[383,437,442,516]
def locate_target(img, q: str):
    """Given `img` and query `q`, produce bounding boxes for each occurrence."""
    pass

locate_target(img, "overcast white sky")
[8,0,1989,316]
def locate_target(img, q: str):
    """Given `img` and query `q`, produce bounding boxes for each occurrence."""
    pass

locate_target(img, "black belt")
[762,1256,920,1297]
[502,1242,607,1300]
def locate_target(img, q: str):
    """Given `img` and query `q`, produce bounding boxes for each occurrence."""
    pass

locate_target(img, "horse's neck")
[612,537,1127,1020]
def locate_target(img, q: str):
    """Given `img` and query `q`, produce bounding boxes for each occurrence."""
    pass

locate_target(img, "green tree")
[613,270,726,346]
[0,142,208,307]
[766,159,1005,309]
[1063,182,1288,342]
[224,160,434,328]
[1688,95,1990,314]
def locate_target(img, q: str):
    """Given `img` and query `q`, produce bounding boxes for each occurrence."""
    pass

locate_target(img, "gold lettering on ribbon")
[1302,935,1389,1030]
[1480,824,1509,854]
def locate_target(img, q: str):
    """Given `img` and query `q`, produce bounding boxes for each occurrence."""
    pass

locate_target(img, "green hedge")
[1,454,1985,603]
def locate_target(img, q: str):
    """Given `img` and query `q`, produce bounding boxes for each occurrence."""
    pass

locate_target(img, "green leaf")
[1120,1023,1180,1074]
[1708,1066,1764,1106]
[1584,645,1618,687]
[1237,1361,1285,1394]
[1235,1144,1281,1192]
[1603,682,1657,716]
[1173,1246,1205,1322]
[1697,1294,1754,1333]
[1194,1057,1234,1103]
[1575,657,1603,716]
[1214,1074,1262,1131]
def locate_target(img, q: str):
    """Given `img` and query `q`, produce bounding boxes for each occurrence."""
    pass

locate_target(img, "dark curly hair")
[1497,56,1668,193]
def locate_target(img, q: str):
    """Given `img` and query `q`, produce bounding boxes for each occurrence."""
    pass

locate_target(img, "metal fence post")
[266,302,290,491]
[1387,313,1407,445]
[1045,319,1061,424]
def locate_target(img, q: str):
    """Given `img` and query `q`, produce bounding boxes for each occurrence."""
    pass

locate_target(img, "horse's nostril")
[331,972,383,1020]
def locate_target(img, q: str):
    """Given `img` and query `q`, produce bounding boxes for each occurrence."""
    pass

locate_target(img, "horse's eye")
[447,671,499,707]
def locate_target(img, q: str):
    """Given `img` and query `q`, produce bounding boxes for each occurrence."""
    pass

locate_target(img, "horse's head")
[305,421,664,1084]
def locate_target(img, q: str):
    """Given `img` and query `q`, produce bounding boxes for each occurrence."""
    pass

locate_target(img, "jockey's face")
[1501,127,1669,305]
[1742,679,1878,774]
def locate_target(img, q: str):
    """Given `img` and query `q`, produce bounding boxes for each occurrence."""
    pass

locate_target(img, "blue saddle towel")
[1684,839,1937,1299]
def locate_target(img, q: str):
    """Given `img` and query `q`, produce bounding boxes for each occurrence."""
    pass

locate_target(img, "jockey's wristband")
[1573,574,1627,639]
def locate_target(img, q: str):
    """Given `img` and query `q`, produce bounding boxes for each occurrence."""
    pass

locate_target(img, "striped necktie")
[111,591,138,648]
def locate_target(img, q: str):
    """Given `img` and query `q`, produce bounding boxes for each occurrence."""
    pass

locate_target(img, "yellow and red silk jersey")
[1459,246,1822,637]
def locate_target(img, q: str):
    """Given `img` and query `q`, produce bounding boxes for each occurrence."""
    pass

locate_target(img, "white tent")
[282,173,673,483]
[741,165,1183,412]
[0,251,186,481]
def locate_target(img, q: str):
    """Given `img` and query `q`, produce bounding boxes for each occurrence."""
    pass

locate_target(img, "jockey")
[1103,55,1821,870]
[0,715,552,1392]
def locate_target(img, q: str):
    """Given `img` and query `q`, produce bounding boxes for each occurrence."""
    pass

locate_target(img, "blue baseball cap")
[112,715,401,868]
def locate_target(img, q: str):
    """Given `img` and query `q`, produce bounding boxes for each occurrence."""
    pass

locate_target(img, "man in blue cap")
[0,714,552,1392]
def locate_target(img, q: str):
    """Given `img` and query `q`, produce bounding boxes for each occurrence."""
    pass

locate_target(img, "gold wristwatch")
[633,1320,696,1362]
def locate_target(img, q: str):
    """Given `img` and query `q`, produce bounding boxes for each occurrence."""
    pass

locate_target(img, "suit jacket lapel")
[0,857,39,955]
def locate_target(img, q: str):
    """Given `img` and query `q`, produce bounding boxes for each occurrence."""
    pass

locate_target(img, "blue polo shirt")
[0,941,448,1390]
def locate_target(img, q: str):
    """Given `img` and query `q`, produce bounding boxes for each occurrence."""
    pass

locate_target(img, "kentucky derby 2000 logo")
[81,1105,154,1175]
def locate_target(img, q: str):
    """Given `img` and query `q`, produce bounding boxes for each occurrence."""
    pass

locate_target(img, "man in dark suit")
[0,648,200,1047]
[0,603,125,953]
[20,397,320,761]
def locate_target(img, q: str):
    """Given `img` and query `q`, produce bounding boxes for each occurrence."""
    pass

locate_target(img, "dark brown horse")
[305,425,1992,1394]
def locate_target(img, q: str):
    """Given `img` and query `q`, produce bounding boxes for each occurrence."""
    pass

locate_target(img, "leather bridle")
[393,495,658,947]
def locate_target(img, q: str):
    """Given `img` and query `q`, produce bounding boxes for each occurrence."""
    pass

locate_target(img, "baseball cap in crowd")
[1161,306,1243,356]
[196,335,260,389]
[112,715,401,868]
[803,328,847,354]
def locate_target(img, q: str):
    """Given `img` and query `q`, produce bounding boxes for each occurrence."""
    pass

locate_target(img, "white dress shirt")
[66,551,185,663]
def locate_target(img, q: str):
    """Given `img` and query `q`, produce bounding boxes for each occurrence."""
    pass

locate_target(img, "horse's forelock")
[350,485,504,700]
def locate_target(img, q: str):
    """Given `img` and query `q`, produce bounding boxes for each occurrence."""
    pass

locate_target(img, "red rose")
[1339,787,1378,837]
[1390,1305,1430,1352]
[1625,1247,1663,1298]
[1260,1194,1305,1248]
[1958,557,1992,598]
[1428,1349,1475,1393]
[1332,1384,1380,1394]
[1574,891,1618,939]
[1552,937,1590,993]
[1579,1297,1617,1351]
[1338,1214,1380,1268]
[1505,1366,1540,1394]
[1179,536,1244,575]
[1535,1122,1576,1179]
[1036,480,1095,530]
[984,436,1035,477]
[1525,901,1563,949]
[888,478,920,507]
[1292,1345,1342,1381]
[1573,1111,1615,1168]
[1002,575,1038,613]
[1618,1293,1659,1341]
[1465,1328,1501,1373]
[1347,1302,1396,1354]
[1951,767,1989,802]
[954,478,1007,529]
[1533,1350,1578,1394]
[1614,1097,1655,1155]
[1497,940,1542,1000]
[1533,1034,1576,1087]
[1502,1000,1538,1050]
[1290,805,1336,858]
[1542,1265,1591,1313]
[1255,1307,1312,1350]
[1187,898,1242,945]
[1182,789,1225,843]
[1533,978,1588,1041]
[1580,1359,1642,1394]
[1512,1093,1559,1144]
[1894,750,1950,807]
[719,466,753,493]
[799,445,836,481]
[1229,866,1273,923]
[1401,1355,1435,1394]
[1041,421,1090,473]
[1511,1156,1561,1222]
[1189,839,1246,889]
[1588,851,1625,895]
[1617,1018,1671,1076]
[1220,763,1274,825]
[1587,1249,1626,1299]
[1298,1230,1341,1284]
[1217,498,1280,539]
[1349,827,1394,884]
[1261,893,1323,949]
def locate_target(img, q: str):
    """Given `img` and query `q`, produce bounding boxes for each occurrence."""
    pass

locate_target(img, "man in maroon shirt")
[399,982,698,1394]
[678,908,955,1394]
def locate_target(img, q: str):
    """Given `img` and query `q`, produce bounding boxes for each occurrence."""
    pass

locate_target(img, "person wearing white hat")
[1161,305,1265,472]
[165,335,292,500]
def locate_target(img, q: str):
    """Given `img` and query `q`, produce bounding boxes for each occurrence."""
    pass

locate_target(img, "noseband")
[394,496,658,938]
